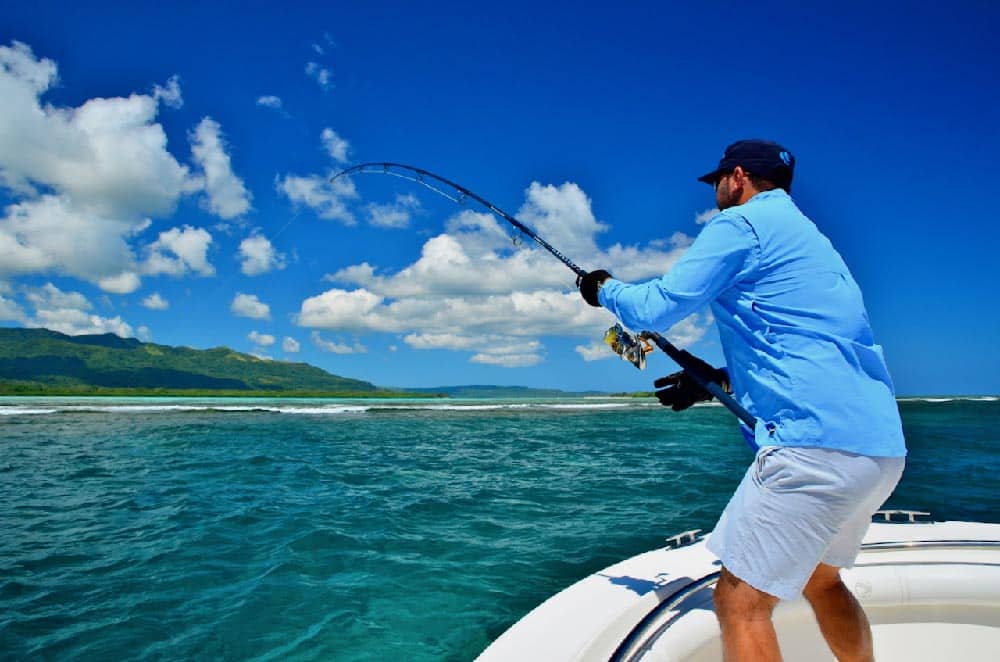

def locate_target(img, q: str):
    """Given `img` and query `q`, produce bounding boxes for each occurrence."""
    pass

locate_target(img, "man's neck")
[736,187,762,206]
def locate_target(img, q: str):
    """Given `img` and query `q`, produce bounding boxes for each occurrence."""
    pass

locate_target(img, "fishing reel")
[603,324,654,370]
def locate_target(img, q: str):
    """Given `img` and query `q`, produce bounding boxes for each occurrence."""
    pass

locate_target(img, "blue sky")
[0,2,997,394]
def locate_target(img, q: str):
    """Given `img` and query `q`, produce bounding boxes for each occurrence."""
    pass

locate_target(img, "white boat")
[477,511,1000,661]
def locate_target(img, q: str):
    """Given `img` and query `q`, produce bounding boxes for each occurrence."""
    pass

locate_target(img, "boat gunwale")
[609,536,1000,662]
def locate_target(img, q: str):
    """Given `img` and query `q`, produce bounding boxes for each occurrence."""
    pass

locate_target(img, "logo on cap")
[779,151,792,166]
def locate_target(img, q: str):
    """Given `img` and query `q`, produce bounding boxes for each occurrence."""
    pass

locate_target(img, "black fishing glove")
[654,358,729,411]
[578,269,612,307]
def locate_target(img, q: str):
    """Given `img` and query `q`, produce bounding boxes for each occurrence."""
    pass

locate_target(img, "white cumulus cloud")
[0,42,191,219]
[305,62,333,91]
[297,288,385,331]
[189,117,252,219]
[257,95,283,109]
[367,193,420,229]
[695,208,719,225]
[238,234,286,276]
[276,172,358,224]
[0,293,27,322]
[142,292,169,310]
[231,292,270,320]
[248,330,275,347]
[143,225,215,277]
[296,179,710,367]
[311,330,366,354]
[0,41,257,296]
[153,75,183,109]
[99,272,142,294]
[282,336,300,353]
[470,348,544,368]
[276,127,360,224]
[24,283,135,337]
[0,195,141,291]
[575,340,612,362]
[320,127,350,164]
[516,181,607,260]
[0,41,208,293]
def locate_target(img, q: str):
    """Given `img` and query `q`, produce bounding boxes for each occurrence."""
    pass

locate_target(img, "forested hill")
[0,327,380,395]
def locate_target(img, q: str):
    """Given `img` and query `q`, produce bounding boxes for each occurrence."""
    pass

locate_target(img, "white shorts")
[705,445,905,600]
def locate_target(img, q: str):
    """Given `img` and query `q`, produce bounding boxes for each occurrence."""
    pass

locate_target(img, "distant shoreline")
[0,386,611,399]
[0,386,435,398]
[0,389,993,400]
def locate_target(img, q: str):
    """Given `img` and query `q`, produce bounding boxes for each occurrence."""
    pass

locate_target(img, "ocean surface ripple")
[1,396,997,660]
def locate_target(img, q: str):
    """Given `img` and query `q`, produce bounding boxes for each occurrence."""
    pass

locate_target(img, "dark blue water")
[2,397,998,660]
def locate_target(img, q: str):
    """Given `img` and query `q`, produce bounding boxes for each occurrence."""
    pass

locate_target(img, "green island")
[0,327,607,398]
[0,327,416,397]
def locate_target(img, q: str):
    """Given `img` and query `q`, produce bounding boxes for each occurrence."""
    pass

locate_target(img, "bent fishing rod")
[331,162,757,430]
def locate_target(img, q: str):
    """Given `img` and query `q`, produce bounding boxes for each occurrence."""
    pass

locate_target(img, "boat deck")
[477,516,1000,661]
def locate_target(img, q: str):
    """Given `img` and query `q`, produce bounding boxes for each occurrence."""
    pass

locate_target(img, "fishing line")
[332,162,759,432]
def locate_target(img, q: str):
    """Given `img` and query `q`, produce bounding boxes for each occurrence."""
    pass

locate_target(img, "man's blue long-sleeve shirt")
[599,189,906,456]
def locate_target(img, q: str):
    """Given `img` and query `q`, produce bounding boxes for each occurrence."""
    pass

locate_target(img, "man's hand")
[578,269,612,307]
[654,362,729,411]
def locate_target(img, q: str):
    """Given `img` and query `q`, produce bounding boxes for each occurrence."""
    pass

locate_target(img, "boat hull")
[477,519,1000,661]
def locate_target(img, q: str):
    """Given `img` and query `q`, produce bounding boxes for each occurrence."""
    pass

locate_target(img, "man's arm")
[598,214,759,332]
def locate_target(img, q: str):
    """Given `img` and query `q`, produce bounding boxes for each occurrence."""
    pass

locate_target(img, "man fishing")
[578,140,907,662]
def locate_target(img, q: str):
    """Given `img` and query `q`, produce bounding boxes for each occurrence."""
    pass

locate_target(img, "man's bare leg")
[803,563,874,662]
[713,567,782,662]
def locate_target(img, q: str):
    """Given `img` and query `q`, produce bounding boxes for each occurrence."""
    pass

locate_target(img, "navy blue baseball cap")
[697,139,795,191]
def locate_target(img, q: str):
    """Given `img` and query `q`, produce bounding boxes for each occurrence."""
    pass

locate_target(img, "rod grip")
[646,332,759,431]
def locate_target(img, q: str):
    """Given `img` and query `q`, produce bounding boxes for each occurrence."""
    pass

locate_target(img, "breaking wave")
[2,395,994,418]
[0,398,656,417]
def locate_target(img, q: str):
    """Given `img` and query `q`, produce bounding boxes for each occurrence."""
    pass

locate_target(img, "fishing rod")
[331,162,758,431]
[332,162,586,277]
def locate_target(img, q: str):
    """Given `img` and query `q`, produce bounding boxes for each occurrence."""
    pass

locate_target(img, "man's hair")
[746,172,782,192]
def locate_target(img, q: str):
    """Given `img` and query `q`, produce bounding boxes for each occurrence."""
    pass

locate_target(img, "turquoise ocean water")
[2,396,998,660]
